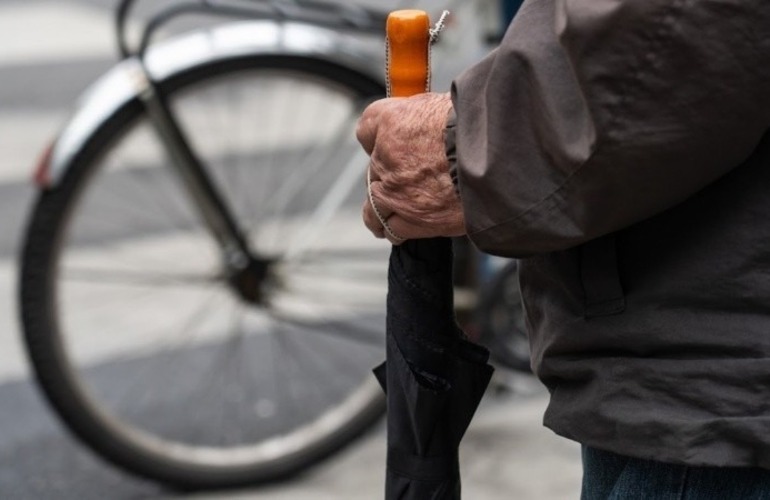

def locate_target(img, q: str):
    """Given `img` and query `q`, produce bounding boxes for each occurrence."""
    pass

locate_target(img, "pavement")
[181,384,584,500]
[0,1,583,498]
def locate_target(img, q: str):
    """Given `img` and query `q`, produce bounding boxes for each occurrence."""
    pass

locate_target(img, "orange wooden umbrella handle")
[386,10,431,97]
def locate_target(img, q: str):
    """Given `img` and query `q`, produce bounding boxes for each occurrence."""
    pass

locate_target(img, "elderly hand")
[356,92,465,245]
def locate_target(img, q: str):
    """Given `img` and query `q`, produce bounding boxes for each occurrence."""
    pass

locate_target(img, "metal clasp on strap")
[429,10,451,44]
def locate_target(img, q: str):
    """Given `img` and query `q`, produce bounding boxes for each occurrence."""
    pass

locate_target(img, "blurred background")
[0,0,581,498]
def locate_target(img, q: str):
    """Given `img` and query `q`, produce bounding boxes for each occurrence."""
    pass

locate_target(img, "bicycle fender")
[43,20,385,188]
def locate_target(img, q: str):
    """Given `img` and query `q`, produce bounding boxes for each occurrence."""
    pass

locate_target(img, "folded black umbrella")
[374,237,494,500]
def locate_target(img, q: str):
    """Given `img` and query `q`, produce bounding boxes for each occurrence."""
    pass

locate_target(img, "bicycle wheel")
[20,55,387,488]
[476,260,532,373]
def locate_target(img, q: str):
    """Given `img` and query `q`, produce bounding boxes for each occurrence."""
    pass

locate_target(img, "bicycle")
[19,0,528,489]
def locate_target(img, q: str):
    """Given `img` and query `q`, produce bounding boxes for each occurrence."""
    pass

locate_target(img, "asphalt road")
[0,1,583,498]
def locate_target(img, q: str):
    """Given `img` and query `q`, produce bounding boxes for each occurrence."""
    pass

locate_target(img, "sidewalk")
[179,376,583,500]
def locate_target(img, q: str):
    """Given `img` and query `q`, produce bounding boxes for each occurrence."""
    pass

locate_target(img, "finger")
[366,184,416,245]
[385,230,406,246]
[366,160,381,184]
[356,100,384,155]
[389,213,468,241]
[367,180,398,219]
[367,152,391,183]
[385,215,433,243]
[356,98,399,155]
[382,219,408,246]
[362,199,386,239]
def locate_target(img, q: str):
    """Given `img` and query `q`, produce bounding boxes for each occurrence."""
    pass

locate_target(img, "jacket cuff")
[444,107,460,195]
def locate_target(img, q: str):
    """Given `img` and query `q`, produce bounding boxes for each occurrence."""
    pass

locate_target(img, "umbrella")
[373,238,494,499]
[372,11,495,500]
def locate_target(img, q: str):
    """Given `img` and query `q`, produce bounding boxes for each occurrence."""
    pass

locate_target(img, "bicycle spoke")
[270,312,384,349]
[61,267,220,287]
[270,321,306,431]
[281,318,378,399]
[156,293,241,443]
[110,134,204,237]
[81,168,196,236]
[251,79,294,238]
[61,284,187,322]
[93,285,225,415]
[227,305,254,446]
[279,326,342,412]
[282,149,369,261]
[248,105,363,245]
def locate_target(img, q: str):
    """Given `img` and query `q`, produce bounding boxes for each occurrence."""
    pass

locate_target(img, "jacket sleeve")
[451,0,770,257]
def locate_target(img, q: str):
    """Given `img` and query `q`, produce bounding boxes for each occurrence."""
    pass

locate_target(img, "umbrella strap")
[388,449,459,482]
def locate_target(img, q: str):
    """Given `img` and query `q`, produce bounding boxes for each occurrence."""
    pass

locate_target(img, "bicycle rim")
[21,56,387,487]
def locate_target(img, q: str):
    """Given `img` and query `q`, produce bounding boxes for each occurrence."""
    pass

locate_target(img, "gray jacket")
[449,0,770,466]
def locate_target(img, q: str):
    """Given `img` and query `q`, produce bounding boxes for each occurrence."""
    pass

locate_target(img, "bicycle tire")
[20,54,387,489]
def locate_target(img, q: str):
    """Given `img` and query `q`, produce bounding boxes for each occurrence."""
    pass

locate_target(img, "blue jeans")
[582,446,770,500]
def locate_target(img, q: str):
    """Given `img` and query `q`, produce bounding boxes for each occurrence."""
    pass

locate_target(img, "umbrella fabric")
[374,237,494,500]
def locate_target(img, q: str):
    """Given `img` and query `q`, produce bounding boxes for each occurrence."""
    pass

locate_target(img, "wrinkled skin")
[356,92,464,245]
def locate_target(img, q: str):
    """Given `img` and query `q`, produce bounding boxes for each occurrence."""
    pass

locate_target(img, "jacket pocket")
[580,234,625,318]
